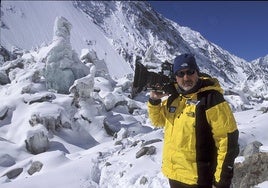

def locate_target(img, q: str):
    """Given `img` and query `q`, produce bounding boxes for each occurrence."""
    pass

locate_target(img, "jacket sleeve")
[147,98,166,127]
[206,101,239,188]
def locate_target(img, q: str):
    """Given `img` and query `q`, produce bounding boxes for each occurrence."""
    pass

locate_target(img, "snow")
[235,105,268,147]
[1,1,132,78]
[1,57,268,188]
[1,93,267,188]
[256,181,268,188]
[1,1,268,188]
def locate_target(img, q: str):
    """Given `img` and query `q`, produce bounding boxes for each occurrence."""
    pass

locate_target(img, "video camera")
[131,56,177,98]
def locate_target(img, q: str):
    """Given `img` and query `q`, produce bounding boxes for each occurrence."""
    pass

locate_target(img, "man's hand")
[150,91,168,100]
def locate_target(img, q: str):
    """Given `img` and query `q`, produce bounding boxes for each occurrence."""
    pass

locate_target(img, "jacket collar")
[176,76,223,96]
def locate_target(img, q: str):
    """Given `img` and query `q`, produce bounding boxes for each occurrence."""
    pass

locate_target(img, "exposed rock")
[232,152,268,188]
[24,93,56,104]
[11,46,25,58]
[240,141,263,156]
[114,140,123,146]
[0,154,15,167]
[27,161,43,175]
[130,140,141,147]
[0,70,10,85]
[0,106,8,120]
[105,162,112,167]
[103,114,123,136]
[259,106,268,113]
[80,115,92,124]
[136,146,156,158]
[104,114,152,138]
[0,45,15,63]
[4,168,23,179]
[140,176,148,185]
[25,131,49,154]
[141,139,162,147]
[0,106,13,127]
[127,99,141,114]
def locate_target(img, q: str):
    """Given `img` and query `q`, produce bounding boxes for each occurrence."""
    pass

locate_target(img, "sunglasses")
[175,69,195,78]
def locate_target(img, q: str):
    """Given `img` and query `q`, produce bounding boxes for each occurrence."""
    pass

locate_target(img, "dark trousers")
[169,179,212,188]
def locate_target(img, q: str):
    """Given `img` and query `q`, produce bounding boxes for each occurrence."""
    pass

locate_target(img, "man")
[148,54,239,188]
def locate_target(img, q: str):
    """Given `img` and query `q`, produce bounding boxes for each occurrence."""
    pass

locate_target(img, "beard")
[180,80,195,91]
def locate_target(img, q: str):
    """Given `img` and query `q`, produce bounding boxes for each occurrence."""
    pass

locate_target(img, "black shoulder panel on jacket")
[198,90,225,110]
[195,89,224,185]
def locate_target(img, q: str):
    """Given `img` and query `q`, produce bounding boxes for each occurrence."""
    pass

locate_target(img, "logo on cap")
[180,63,188,67]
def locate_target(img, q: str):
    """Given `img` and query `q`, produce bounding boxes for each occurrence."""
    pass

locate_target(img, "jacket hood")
[199,76,223,94]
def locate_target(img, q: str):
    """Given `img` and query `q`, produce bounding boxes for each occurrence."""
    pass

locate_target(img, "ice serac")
[43,16,90,94]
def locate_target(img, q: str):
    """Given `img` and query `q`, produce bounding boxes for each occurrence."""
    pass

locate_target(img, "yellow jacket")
[148,77,239,187]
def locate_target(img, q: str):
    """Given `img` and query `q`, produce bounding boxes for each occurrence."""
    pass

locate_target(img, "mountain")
[0,1,132,78]
[1,1,268,100]
[1,1,268,187]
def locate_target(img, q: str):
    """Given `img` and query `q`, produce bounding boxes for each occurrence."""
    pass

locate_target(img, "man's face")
[175,69,199,91]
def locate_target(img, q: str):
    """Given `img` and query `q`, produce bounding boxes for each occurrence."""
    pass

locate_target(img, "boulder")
[4,168,23,179]
[240,140,263,156]
[232,152,268,187]
[25,131,49,154]
[27,161,43,175]
[0,70,10,85]
[136,146,156,158]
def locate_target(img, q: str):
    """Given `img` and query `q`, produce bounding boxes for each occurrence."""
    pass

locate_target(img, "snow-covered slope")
[0,1,132,78]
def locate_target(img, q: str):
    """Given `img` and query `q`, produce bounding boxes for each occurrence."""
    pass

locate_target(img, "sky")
[149,1,268,61]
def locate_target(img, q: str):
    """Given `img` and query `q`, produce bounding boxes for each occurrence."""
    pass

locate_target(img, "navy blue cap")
[173,54,199,74]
